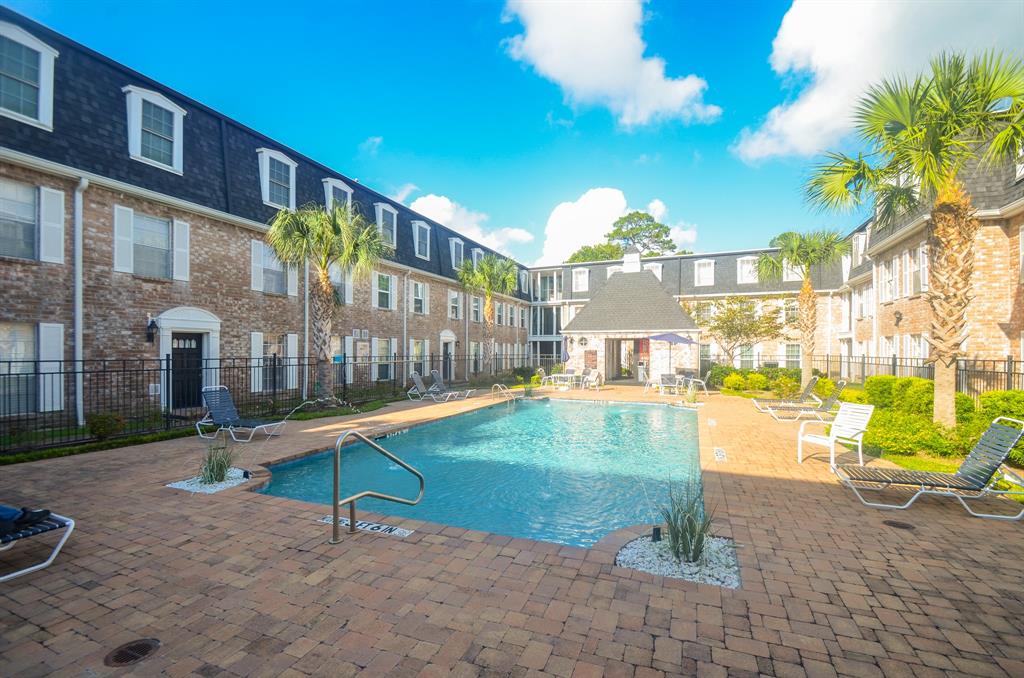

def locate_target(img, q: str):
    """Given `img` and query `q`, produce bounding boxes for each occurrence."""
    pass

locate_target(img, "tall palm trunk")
[483,294,495,371]
[797,277,818,389]
[926,181,977,427]
[310,269,335,397]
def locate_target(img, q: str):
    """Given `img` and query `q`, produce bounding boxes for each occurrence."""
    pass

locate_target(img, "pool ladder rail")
[491,383,524,401]
[330,429,425,544]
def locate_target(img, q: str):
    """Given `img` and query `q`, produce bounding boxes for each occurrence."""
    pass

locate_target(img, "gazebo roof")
[562,271,697,334]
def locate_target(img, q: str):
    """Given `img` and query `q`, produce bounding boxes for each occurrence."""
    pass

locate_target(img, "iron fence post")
[342,354,347,402]
[890,353,897,375]
[164,353,172,430]
[271,353,278,406]
[1007,355,1014,391]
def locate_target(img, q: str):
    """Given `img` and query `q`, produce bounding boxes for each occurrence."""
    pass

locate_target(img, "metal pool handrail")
[330,429,425,544]
[491,383,523,400]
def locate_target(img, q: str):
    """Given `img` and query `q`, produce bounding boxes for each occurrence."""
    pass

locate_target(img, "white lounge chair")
[836,417,1024,520]
[197,385,286,442]
[683,370,711,396]
[408,371,457,402]
[797,402,874,470]
[753,376,820,412]
[581,371,601,390]
[768,381,847,421]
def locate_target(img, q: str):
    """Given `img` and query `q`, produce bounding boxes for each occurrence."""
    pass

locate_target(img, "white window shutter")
[371,273,379,308]
[38,187,65,264]
[172,219,190,281]
[370,338,379,381]
[344,269,354,304]
[343,335,353,383]
[390,275,399,310]
[287,265,298,296]
[391,337,398,362]
[423,283,430,315]
[250,240,263,291]
[250,331,263,392]
[424,340,430,367]
[37,323,64,412]
[113,205,134,272]
[285,333,298,388]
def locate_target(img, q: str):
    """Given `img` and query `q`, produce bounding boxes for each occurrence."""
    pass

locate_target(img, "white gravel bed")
[166,467,248,494]
[616,535,740,588]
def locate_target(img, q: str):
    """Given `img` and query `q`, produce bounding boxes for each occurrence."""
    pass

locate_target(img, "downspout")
[73,177,89,426]
[302,259,309,398]
[402,271,410,380]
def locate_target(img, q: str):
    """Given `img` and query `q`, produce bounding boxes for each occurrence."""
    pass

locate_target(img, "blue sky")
[7,0,1020,264]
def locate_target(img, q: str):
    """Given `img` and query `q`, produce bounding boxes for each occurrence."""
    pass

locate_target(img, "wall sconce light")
[455,340,461,349]
[894,310,903,326]
[146,316,158,343]
[567,336,575,347]
[579,337,588,348]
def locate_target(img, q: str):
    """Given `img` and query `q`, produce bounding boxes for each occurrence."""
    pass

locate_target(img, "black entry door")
[171,333,203,409]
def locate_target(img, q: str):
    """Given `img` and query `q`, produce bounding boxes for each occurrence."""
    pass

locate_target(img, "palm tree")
[756,231,850,389]
[267,202,387,397]
[458,254,518,371]
[805,51,1024,426]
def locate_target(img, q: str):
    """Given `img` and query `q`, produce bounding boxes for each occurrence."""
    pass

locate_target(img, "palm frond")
[804,152,877,212]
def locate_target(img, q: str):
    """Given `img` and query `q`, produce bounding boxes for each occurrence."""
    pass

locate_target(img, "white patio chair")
[797,402,874,470]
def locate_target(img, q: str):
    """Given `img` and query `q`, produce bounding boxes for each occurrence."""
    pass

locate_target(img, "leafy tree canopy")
[687,296,786,363]
[606,211,676,256]
[565,242,624,263]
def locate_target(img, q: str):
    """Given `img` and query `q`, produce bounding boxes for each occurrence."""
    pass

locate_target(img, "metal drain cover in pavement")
[103,638,160,667]
[882,520,915,530]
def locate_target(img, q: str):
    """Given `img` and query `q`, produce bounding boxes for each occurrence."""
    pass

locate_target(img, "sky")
[6,0,1023,264]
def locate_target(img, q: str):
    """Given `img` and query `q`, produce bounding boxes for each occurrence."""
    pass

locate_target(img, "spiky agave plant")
[805,51,1024,426]
[266,202,386,397]
[660,480,714,564]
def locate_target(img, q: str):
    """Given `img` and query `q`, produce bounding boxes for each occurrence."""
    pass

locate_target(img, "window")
[783,299,798,324]
[538,272,557,300]
[123,86,185,173]
[411,339,427,376]
[520,308,526,328]
[695,260,714,287]
[852,233,867,267]
[572,268,589,292]
[519,270,528,294]
[606,265,623,278]
[470,341,481,373]
[783,262,801,282]
[329,264,352,304]
[495,302,504,326]
[739,345,754,369]
[412,221,430,260]
[375,272,392,309]
[411,281,427,314]
[448,290,461,320]
[471,247,483,267]
[0,177,36,259]
[737,257,757,284]
[323,178,353,211]
[879,258,895,302]
[0,22,57,130]
[377,338,392,381]
[262,333,287,392]
[132,213,172,279]
[905,334,928,360]
[0,322,35,414]
[450,238,464,269]
[471,296,482,323]
[693,304,712,325]
[880,335,895,357]
[785,344,800,369]
[643,263,663,280]
[374,203,397,247]
[916,245,928,293]
[257,148,296,209]
[260,243,287,295]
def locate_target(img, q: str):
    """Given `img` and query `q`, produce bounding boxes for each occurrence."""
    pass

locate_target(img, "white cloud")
[504,0,721,128]
[389,183,419,204]
[409,194,533,256]
[646,199,667,222]
[358,135,383,156]
[734,0,1023,162]
[646,199,697,250]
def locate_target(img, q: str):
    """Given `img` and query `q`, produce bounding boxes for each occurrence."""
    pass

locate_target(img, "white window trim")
[471,247,483,267]
[643,262,663,281]
[322,177,353,211]
[571,268,589,293]
[374,202,398,247]
[449,237,464,269]
[694,259,714,287]
[0,22,58,131]
[448,290,461,320]
[783,262,802,282]
[736,256,758,284]
[122,85,186,175]
[412,220,431,261]
[257,148,297,209]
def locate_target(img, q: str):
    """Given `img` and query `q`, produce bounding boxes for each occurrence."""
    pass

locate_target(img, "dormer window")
[374,203,397,247]
[471,247,483,267]
[0,22,58,131]
[519,270,528,293]
[412,221,430,260]
[572,268,589,292]
[737,257,757,284]
[643,262,662,281]
[783,262,802,282]
[124,86,186,174]
[257,148,296,209]
[449,238,464,269]
[694,259,714,286]
[323,178,353,211]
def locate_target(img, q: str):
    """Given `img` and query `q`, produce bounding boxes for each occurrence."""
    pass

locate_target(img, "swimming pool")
[260,399,701,548]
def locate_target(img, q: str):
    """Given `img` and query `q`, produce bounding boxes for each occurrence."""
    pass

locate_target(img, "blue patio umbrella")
[648,333,696,373]
[560,337,570,362]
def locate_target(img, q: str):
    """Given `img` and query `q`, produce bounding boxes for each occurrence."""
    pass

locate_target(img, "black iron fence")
[0,351,533,455]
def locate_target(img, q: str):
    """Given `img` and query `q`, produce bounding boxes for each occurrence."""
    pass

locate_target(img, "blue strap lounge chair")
[407,372,457,402]
[429,369,474,399]
[196,385,286,442]
[0,505,75,583]
[767,381,847,421]
[753,376,820,412]
[836,417,1024,520]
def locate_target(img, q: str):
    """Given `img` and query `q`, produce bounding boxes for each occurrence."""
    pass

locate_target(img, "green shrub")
[865,375,899,409]
[722,373,746,391]
[978,390,1024,419]
[899,378,934,416]
[863,410,952,456]
[758,367,801,384]
[512,366,534,382]
[530,374,541,386]
[744,373,769,391]
[771,376,800,399]
[955,393,975,423]
[660,480,714,563]
[839,389,869,404]
[200,439,238,484]
[814,377,836,398]
[86,412,125,441]
[707,364,736,387]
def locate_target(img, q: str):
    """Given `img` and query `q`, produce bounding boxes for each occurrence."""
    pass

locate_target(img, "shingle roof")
[562,271,697,333]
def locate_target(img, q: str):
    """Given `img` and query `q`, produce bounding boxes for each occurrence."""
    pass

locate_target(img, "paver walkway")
[1,386,1022,677]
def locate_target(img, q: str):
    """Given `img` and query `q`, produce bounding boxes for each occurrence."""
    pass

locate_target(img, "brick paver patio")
[2,386,1023,677]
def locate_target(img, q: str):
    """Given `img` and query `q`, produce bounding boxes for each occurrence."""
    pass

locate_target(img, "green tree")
[267,202,387,396]
[458,254,519,370]
[805,51,1024,425]
[756,230,849,389]
[607,211,676,255]
[687,296,785,365]
[565,242,625,263]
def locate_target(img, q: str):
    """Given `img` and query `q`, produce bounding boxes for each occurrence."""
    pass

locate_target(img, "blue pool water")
[260,399,701,547]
